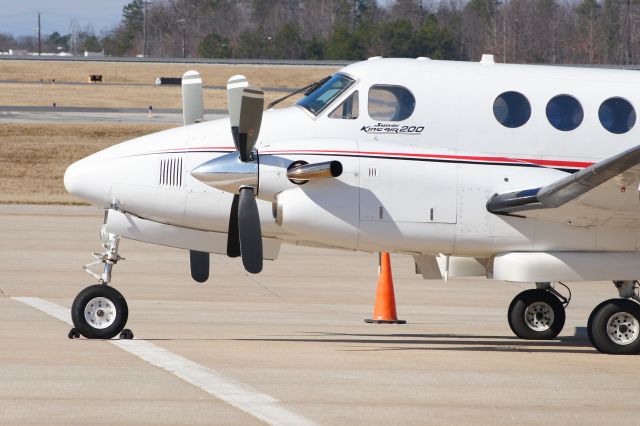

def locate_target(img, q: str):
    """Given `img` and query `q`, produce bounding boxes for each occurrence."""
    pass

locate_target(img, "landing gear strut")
[588,281,640,355]
[69,226,133,339]
[507,283,567,340]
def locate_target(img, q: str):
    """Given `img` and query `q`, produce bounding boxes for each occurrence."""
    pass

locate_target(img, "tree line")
[3,1,640,65]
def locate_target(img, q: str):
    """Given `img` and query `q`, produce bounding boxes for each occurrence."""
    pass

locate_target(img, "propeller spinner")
[191,76,265,273]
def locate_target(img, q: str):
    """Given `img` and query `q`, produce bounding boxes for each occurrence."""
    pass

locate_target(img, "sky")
[0,0,132,37]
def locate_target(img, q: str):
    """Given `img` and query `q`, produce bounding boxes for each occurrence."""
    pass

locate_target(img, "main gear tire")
[508,289,565,340]
[589,299,640,355]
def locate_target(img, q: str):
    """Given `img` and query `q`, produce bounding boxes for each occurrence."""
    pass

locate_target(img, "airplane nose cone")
[63,160,81,195]
[64,158,111,207]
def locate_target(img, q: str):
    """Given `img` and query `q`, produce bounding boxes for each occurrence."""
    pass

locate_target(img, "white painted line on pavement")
[13,296,317,426]
[14,296,74,325]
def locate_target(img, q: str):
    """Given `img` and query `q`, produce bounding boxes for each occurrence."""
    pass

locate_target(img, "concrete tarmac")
[1,205,638,425]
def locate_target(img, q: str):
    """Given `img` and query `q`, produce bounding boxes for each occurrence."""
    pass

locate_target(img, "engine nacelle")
[490,251,640,282]
[275,183,359,250]
[257,138,358,202]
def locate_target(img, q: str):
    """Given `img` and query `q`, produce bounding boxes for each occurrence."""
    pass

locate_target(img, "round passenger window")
[546,95,583,131]
[368,85,415,121]
[599,97,636,134]
[493,91,531,128]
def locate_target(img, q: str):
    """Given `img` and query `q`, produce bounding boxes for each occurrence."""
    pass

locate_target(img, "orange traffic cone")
[365,252,406,324]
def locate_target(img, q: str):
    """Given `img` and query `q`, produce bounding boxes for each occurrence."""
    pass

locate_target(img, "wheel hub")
[607,312,639,346]
[84,296,117,329]
[524,302,554,332]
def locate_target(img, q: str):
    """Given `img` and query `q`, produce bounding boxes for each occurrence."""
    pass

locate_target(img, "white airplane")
[64,55,640,354]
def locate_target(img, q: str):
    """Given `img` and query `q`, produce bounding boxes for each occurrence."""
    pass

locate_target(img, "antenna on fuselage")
[480,54,495,65]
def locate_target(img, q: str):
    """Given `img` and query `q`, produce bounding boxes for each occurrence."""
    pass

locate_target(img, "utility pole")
[37,12,41,55]
[142,1,153,57]
[627,0,632,65]
[352,0,357,32]
[70,20,80,55]
[177,19,186,58]
[267,36,274,59]
[502,10,506,63]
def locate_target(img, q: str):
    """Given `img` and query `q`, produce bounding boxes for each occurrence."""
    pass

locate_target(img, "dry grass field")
[0,59,340,204]
[0,60,338,86]
[0,83,297,110]
[0,123,171,204]
[0,60,338,109]
[0,83,229,109]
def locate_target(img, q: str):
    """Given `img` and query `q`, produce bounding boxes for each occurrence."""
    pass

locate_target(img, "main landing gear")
[587,281,640,355]
[68,228,133,340]
[508,282,568,340]
[508,281,640,354]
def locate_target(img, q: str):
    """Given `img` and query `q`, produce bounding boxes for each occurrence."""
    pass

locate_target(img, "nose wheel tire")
[71,284,128,339]
[589,299,640,355]
[508,289,566,340]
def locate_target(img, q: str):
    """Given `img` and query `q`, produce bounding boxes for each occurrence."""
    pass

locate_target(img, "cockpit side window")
[368,85,415,121]
[296,73,355,115]
[328,91,359,119]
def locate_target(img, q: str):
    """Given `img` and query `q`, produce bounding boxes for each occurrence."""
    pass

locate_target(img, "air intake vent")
[159,157,183,187]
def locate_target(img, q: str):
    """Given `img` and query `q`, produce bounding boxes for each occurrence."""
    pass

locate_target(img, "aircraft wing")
[487,144,640,228]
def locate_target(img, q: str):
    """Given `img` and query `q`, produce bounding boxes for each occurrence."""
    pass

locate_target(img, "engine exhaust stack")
[287,161,343,184]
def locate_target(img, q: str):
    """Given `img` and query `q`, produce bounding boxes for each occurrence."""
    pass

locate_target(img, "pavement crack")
[243,273,287,302]
[218,256,287,302]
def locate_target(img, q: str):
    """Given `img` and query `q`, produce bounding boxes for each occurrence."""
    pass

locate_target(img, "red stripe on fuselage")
[259,149,594,169]
[148,147,594,169]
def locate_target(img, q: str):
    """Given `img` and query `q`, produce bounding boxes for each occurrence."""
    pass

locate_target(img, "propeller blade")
[227,75,248,151]
[189,250,210,283]
[227,194,241,258]
[238,187,263,273]
[181,70,204,126]
[238,86,264,162]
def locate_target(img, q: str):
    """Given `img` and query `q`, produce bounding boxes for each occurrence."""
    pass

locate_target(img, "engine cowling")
[275,184,359,250]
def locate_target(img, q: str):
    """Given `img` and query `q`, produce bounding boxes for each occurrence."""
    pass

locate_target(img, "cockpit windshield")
[296,73,355,115]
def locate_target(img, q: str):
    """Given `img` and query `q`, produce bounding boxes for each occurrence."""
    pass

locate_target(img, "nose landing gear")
[507,283,568,340]
[70,284,128,339]
[68,227,133,340]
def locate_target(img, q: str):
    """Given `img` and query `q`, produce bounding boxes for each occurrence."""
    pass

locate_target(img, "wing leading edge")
[487,144,640,227]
